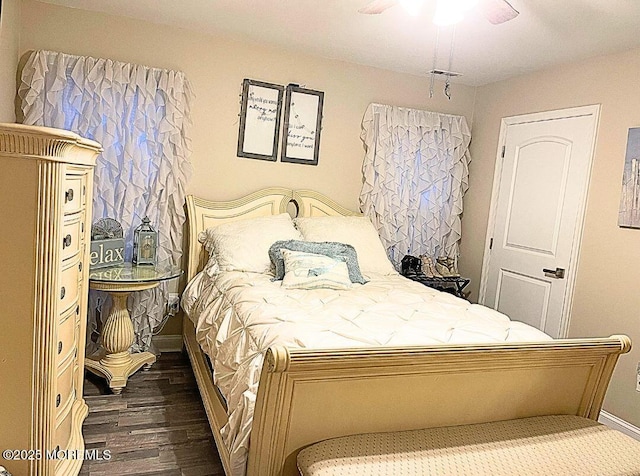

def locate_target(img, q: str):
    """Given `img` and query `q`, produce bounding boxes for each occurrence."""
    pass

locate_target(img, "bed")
[181,187,630,476]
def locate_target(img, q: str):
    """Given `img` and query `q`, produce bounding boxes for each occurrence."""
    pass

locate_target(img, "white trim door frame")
[479,105,600,338]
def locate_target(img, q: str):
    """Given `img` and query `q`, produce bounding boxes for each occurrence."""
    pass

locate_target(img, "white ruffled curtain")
[19,50,193,352]
[360,103,471,269]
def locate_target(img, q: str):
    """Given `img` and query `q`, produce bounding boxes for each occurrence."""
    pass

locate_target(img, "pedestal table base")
[86,282,158,394]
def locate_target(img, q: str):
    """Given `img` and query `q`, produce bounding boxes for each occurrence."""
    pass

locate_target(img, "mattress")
[182,269,551,476]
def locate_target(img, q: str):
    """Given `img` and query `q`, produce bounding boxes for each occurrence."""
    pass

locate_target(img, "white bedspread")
[182,270,551,476]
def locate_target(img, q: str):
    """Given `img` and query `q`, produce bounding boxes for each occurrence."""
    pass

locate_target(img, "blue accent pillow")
[269,240,367,284]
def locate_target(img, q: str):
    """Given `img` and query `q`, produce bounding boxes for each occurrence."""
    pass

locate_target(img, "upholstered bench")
[297,415,640,475]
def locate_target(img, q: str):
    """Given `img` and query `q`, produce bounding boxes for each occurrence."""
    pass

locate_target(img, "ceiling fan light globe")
[398,0,424,17]
[433,2,464,25]
[457,0,479,12]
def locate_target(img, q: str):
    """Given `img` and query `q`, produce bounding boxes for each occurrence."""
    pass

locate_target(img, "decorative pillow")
[294,216,396,275]
[269,240,367,284]
[200,213,303,274]
[281,249,352,290]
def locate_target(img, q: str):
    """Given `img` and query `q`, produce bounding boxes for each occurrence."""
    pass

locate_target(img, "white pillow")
[294,216,396,275]
[281,249,352,290]
[200,214,303,274]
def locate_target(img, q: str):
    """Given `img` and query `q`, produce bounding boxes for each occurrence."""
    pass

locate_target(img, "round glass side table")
[86,263,182,394]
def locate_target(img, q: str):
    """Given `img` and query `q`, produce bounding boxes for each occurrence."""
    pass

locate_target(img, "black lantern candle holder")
[133,217,157,266]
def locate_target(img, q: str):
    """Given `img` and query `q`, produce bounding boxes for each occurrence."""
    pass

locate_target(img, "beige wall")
[461,47,640,426]
[0,0,20,122]
[20,0,476,212]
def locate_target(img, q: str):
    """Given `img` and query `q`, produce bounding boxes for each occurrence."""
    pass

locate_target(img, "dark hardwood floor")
[80,352,224,476]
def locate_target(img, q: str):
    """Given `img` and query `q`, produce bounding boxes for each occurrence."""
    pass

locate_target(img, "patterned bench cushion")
[297,415,640,476]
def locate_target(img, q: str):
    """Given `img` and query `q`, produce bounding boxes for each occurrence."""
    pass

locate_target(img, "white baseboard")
[152,334,183,353]
[599,410,640,441]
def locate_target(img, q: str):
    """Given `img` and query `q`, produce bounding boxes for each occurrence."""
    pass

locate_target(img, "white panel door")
[480,106,599,338]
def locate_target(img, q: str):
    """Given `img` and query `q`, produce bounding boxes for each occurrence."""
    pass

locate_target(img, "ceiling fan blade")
[358,0,398,15]
[480,0,519,24]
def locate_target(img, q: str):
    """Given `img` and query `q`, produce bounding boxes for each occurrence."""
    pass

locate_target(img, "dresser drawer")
[62,173,86,215]
[61,214,83,262]
[54,403,74,454]
[55,359,76,418]
[59,260,80,313]
[56,306,77,367]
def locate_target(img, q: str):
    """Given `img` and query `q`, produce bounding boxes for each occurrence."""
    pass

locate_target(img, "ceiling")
[38,0,640,86]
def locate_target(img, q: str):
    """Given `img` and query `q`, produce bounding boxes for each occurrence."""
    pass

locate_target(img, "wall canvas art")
[619,127,640,228]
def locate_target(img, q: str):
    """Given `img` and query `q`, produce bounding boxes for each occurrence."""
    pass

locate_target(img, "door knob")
[543,267,565,279]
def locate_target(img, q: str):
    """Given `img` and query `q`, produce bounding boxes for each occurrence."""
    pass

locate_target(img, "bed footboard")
[247,335,631,476]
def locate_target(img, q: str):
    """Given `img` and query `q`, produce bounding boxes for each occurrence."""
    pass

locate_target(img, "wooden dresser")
[0,124,102,475]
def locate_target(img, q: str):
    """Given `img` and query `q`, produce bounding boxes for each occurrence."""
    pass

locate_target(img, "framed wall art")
[281,84,324,166]
[237,79,284,161]
[619,127,640,228]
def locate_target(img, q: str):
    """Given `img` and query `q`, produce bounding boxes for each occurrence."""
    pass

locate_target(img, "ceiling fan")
[359,0,519,99]
[359,0,519,26]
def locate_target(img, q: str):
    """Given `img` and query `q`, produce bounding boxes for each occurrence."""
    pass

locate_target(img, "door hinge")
[489,238,494,250]
[501,146,506,158]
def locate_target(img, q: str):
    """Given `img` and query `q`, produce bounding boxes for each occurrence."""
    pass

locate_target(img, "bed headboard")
[185,188,360,282]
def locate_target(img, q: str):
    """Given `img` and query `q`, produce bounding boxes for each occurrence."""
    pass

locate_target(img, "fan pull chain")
[429,28,441,98]
[444,25,456,100]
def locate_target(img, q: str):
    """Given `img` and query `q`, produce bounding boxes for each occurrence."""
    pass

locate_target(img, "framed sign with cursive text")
[237,79,284,161]
[281,84,324,166]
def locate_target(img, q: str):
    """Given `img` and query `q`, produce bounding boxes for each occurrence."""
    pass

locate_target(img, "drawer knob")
[56,394,61,407]
[63,234,72,248]
[79,262,83,272]
[65,189,74,203]
[58,341,62,354]
[76,305,80,316]
[60,287,66,300]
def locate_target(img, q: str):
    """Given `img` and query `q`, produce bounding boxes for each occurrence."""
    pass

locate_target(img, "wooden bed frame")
[182,187,631,476]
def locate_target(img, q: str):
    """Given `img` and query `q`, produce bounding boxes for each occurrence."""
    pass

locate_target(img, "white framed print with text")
[237,79,284,161]
[281,85,324,166]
